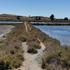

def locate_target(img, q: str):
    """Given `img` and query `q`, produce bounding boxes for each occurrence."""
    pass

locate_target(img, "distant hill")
[0,14,28,21]
[0,14,50,22]
[0,14,17,21]
[0,14,70,23]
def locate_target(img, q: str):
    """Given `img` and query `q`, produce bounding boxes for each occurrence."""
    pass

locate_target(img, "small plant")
[58,52,62,57]
[15,46,20,49]
[27,48,38,54]
[20,37,27,42]
[10,50,15,55]
[41,59,46,69]
[17,54,24,61]
[0,60,11,70]
[11,60,22,68]
[33,45,41,49]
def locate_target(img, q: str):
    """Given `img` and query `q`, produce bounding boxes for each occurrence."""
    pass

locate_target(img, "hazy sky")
[0,0,70,18]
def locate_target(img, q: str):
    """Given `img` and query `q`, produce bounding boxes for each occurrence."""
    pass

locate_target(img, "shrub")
[20,37,27,42]
[11,59,22,68]
[0,60,11,70]
[27,48,38,54]
[33,45,41,49]
[10,50,15,55]
[41,59,46,69]
[41,46,70,70]
[0,55,13,70]
[17,54,24,61]
[2,55,23,69]
[14,46,20,49]
[0,42,24,69]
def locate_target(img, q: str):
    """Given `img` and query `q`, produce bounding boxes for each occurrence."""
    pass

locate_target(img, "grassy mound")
[0,40,24,69]
[41,46,70,70]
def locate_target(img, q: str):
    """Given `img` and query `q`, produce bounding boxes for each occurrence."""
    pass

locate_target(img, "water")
[0,21,22,24]
[0,25,14,38]
[35,25,70,46]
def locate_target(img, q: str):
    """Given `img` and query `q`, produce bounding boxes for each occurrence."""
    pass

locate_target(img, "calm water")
[35,26,70,46]
[0,25,14,38]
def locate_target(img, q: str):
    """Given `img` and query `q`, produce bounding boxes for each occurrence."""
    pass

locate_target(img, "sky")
[0,0,70,18]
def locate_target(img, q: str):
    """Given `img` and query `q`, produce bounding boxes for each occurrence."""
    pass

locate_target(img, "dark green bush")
[0,60,11,70]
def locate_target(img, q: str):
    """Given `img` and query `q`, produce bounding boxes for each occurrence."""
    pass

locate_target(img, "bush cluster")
[0,41,24,70]
[41,46,70,70]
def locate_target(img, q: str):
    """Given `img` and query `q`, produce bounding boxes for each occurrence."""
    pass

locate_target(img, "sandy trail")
[24,22,28,33]
[14,22,45,70]
[15,41,45,70]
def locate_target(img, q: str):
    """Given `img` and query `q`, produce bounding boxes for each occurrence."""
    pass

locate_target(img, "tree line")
[50,14,69,21]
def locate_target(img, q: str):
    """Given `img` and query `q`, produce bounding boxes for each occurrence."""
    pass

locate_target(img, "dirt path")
[24,22,28,33]
[24,22,31,32]
[15,42,45,70]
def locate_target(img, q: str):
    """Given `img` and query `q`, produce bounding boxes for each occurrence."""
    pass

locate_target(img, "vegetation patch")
[33,44,41,49]
[27,47,38,54]
[41,46,70,70]
[0,40,24,70]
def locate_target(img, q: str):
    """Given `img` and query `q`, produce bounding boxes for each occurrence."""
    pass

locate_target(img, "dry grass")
[41,46,70,70]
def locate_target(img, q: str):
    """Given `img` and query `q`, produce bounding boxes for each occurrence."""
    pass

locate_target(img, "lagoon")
[0,25,14,38]
[35,25,70,46]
